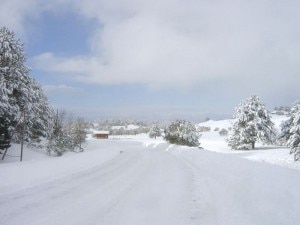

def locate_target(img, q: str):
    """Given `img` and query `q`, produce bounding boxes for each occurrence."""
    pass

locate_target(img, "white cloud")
[3,0,300,95]
[29,0,300,93]
[0,0,42,37]
[43,84,83,94]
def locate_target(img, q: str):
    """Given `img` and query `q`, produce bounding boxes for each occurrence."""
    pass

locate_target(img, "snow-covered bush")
[197,126,211,132]
[227,95,276,150]
[219,128,228,136]
[214,127,220,131]
[149,124,161,139]
[164,120,200,147]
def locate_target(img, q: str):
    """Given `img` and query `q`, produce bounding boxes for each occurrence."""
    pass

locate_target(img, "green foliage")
[164,120,200,147]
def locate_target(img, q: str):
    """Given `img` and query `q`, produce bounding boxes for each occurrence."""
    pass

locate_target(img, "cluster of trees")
[152,95,300,161]
[227,95,300,161]
[88,119,150,136]
[0,27,86,157]
[109,126,149,136]
[273,106,291,115]
[46,111,87,156]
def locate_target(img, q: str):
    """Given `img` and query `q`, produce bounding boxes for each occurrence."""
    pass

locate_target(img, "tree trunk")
[251,142,255,149]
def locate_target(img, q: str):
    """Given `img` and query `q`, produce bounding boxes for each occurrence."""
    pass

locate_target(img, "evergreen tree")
[0,27,28,134]
[29,86,54,142]
[149,124,161,139]
[46,111,71,156]
[227,95,276,150]
[279,102,300,161]
[164,120,200,147]
[278,117,293,146]
[17,79,54,144]
[0,27,54,147]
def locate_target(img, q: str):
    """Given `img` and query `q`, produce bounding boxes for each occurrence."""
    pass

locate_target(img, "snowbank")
[0,139,122,194]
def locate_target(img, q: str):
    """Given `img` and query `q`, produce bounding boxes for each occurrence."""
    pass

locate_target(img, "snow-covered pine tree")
[278,101,300,144]
[46,111,71,156]
[164,120,200,147]
[278,118,293,147]
[29,83,54,143]
[0,27,54,146]
[17,78,54,144]
[227,95,276,150]
[279,102,300,161]
[0,27,28,134]
[149,124,161,139]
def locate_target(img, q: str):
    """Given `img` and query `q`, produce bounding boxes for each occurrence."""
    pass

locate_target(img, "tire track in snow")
[0,147,149,225]
[173,151,219,225]
[172,149,300,225]
[143,143,200,224]
[96,143,194,225]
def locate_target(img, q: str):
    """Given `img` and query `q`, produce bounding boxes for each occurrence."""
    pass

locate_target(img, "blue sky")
[1,0,300,121]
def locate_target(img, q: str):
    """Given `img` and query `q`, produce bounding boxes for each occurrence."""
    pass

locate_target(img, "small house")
[93,131,110,139]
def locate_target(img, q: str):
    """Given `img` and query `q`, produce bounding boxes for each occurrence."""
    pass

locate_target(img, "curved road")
[1,142,300,225]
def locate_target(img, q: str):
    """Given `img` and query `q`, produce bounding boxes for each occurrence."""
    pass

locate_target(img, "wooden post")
[2,147,8,160]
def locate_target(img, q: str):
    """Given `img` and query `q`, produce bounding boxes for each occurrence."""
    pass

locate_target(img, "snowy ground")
[1,116,300,225]
[198,115,300,170]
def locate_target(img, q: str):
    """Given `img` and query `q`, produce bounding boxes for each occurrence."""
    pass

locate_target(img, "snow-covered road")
[1,141,300,225]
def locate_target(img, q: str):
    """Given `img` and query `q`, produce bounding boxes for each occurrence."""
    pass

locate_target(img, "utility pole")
[20,107,26,162]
